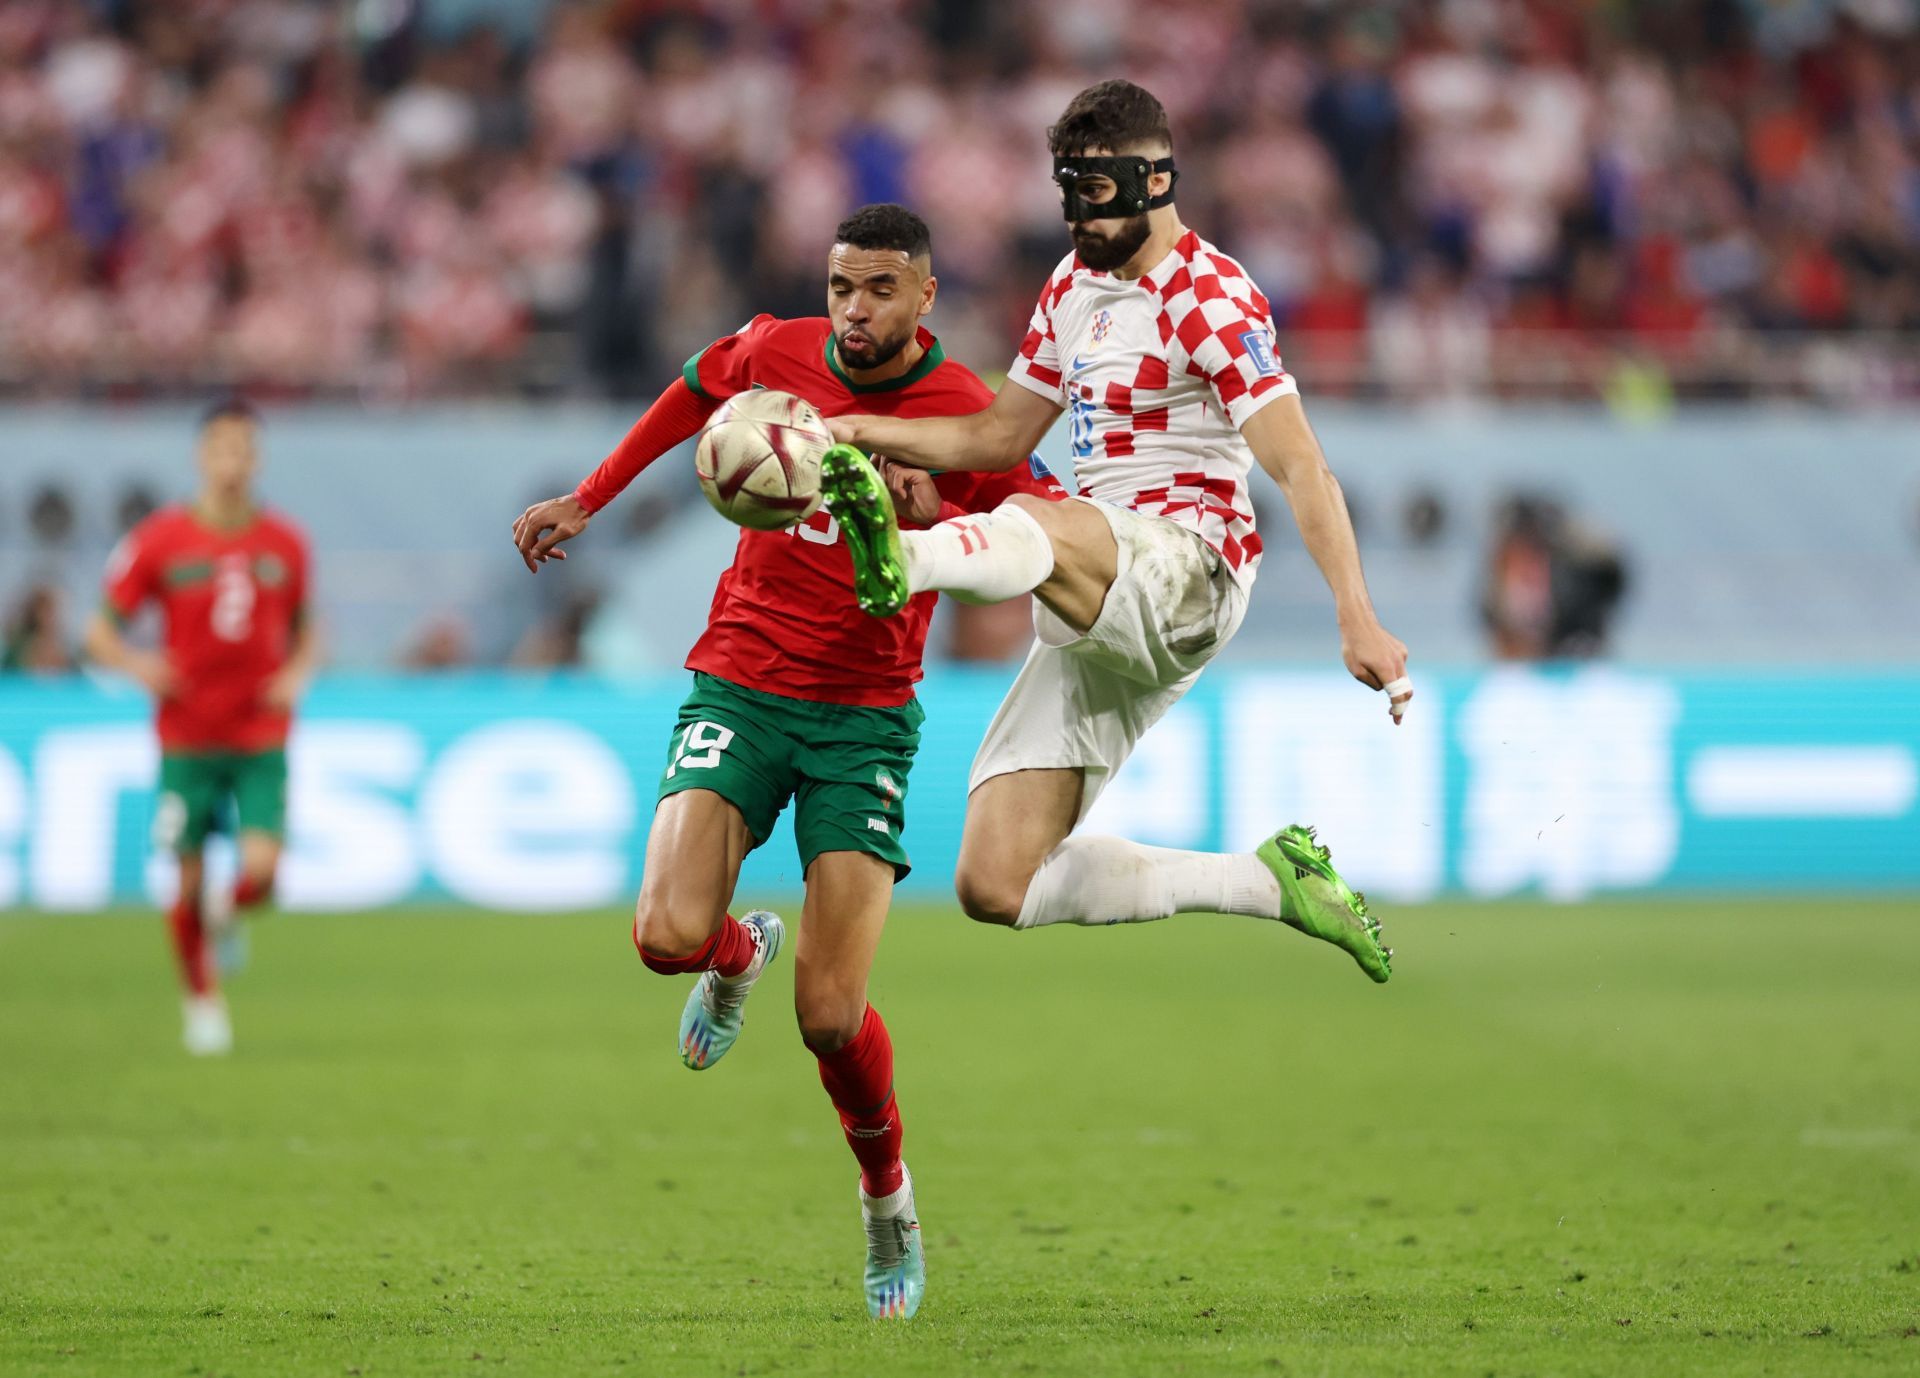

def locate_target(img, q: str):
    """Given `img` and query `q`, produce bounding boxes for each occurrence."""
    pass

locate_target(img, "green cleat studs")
[819,445,911,619]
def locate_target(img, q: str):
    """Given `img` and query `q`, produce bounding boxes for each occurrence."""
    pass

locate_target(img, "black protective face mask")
[1053,155,1178,221]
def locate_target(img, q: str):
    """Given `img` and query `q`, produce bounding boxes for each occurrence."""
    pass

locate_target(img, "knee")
[631,892,713,960]
[796,989,866,1054]
[954,865,1026,928]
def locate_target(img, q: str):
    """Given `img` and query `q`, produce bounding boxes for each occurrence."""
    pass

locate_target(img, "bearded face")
[1069,212,1153,271]
[832,318,915,370]
[827,244,930,373]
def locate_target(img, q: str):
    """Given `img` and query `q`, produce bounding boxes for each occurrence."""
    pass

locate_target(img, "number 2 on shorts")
[667,720,736,777]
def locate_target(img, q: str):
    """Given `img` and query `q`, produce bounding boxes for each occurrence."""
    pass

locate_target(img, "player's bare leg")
[795,849,923,1320]
[952,768,1083,926]
[169,849,230,1056]
[1002,494,1119,631]
[792,852,891,1054]
[235,831,280,911]
[634,790,783,1069]
[208,830,282,976]
[956,769,1391,982]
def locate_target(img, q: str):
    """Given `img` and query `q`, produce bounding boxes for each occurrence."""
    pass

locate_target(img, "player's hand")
[1340,619,1413,725]
[129,651,177,700]
[877,456,941,525]
[261,668,305,712]
[512,494,591,573]
[826,416,867,447]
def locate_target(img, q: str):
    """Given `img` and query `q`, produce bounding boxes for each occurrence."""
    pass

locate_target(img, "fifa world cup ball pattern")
[695,390,830,531]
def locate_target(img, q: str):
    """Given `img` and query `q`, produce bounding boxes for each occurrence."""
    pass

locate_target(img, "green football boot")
[678,910,784,1070]
[1257,824,1393,984]
[861,1165,925,1320]
[819,445,910,618]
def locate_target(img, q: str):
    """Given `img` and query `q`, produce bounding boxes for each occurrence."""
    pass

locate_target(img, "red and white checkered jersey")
[1007,230,1296,580]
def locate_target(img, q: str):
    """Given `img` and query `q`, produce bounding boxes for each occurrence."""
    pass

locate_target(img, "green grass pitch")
[2,898,1917,1377]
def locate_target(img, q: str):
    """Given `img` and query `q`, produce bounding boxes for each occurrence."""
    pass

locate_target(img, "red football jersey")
[683,315,1063,706]
[102,505,311,752]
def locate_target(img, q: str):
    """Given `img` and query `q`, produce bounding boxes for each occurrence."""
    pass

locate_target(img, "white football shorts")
[968,498,1247,821]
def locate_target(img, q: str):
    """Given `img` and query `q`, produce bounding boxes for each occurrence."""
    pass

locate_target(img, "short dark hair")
[1047,79,1172,156]
[199,397,259,431]
[833,204,931,261]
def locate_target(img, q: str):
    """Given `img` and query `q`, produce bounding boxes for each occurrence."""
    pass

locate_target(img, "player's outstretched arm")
[83,610,175,699]
[828,382,1059,474]
[513,377,718,572]
[1243,394,1413,723]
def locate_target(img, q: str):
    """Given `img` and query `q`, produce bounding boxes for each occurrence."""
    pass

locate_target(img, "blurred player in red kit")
[85,401,318,1057]
[512,204,1061,1319]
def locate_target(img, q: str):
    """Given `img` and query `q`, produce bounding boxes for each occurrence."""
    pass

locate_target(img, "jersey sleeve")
[575,377,719,513]
[1169,276,1299,429]
[1005,258,1074,406]
[286,526,313,628]
[682,313,778,402]
[101,522,159,623]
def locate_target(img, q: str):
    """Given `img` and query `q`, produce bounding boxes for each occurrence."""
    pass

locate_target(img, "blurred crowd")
[1,0,1917,402]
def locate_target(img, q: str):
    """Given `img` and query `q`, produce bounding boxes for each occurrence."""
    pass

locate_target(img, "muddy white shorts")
[968,499,1248,821]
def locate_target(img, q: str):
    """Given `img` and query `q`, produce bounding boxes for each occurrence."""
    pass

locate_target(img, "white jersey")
[1006,230,1296,581]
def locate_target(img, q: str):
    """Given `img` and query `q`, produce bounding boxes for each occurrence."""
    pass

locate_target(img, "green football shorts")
[153,748,289,854]
[657,672,925,879]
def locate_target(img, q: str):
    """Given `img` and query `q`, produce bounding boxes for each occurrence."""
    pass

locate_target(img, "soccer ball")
[694,390,830,531]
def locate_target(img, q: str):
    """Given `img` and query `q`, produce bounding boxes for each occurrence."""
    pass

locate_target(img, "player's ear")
[918,272,937,317]
[1149,150,1175,200]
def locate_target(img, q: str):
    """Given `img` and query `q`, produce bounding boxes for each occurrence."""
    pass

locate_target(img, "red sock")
[817,1004,904,1198]
[635,913,756,978]
[167,898,215,997]
[233,873,273,909]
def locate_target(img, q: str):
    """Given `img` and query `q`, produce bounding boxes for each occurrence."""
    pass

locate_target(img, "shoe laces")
[864,1205,916,1270]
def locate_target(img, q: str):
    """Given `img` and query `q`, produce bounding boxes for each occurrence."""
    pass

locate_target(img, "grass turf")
[1,899,1917,1377]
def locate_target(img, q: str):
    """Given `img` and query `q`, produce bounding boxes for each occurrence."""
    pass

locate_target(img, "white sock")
[861,1169,913,1217]
[1012,834,1284,929]
[902,502,1054,604]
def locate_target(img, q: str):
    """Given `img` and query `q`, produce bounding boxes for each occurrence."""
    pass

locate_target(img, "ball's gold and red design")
[694,389,831,530]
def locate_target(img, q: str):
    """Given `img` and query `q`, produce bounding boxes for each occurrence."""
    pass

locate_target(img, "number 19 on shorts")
[666,720,735,777]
